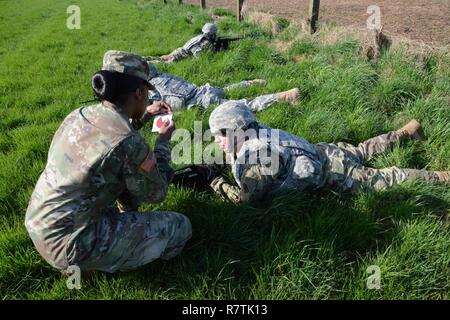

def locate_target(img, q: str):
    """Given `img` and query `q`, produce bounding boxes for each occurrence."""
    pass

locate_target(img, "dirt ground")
[183,0,450,46]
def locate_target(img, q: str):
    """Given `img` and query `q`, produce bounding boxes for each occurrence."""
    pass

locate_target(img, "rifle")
[213,35,244,51]
[171,164,225,191]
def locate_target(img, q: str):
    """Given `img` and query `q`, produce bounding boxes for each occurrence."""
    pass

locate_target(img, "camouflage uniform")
[25,51,192,273]
[162,34,216,63]
[313,132,445,192]
[209,102,447,206]
[157,23,218,64]
[149,68,278,112]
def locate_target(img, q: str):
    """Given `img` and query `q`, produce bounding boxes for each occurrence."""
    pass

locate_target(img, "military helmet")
[209,101,256,135]
[202,23,218,36]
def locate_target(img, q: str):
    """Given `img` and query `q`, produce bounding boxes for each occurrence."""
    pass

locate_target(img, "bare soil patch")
[183,0,450,46]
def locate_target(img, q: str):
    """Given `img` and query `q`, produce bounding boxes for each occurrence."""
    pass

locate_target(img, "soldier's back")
[182,34,206,52]
[25,103,137,269]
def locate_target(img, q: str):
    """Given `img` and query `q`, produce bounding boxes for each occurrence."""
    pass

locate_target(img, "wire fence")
[162,0,320,33]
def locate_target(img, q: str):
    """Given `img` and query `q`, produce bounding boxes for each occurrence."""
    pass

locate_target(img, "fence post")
[308,0,320,34]
[237,0,245,22]
[200,0,206,9]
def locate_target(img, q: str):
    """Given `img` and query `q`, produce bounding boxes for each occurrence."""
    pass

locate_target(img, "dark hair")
[91,70,146,104]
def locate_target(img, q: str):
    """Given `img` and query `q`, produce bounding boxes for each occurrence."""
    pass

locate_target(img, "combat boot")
[436,171,450,185]
[395,119,426,141]
[276,88,300,105]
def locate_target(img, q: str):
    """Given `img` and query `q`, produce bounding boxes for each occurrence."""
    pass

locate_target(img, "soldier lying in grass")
[150,23,219,64]
[147,62,300,112]
[206,101,450,206]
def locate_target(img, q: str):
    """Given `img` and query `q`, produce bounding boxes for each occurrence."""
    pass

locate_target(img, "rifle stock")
[171,164,225,191]
[214,35,243,51]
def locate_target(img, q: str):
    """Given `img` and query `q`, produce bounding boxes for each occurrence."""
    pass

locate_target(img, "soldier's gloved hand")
[146,101,172,116]
[209,175,224,189]
[209,176,241,204]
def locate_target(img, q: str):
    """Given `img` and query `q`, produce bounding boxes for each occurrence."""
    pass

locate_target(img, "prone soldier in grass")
[147,62,300,112]
[152,23,219,64]
[206,101,450,206]
[149,23,254,64]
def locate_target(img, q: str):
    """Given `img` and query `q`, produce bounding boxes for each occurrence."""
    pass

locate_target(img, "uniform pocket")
[163,96,185,111]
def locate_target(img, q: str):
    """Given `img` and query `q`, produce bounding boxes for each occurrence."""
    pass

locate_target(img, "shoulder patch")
[140,152,156,173]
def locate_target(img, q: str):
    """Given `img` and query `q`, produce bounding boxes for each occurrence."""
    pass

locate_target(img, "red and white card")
[152,114,173,133]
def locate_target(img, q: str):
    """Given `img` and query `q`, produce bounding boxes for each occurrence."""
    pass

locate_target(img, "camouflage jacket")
[149,73,198,111]
[212,125,325,206]
[24,103,172,269]
[182,34,215,57]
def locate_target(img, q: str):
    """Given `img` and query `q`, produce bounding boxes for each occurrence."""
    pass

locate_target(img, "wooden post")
[237,0,245,22]
[308,0,320,34]
[179,0,183,3]
[200,0,206,9]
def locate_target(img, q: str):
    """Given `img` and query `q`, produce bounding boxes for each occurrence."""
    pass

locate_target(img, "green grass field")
[0,0,449,299]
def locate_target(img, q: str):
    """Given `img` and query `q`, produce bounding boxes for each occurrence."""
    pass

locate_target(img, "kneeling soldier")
[25,51,192,273]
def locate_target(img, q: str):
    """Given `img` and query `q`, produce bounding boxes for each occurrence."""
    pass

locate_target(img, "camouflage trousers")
[147,48,191,64]
[187,81,278,112]
[67,209,192,273]
[315,131,443,192]
[162,48,190,63]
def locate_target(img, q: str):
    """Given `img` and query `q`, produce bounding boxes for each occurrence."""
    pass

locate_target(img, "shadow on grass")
[1,177,447,299]
[76,182,449,298]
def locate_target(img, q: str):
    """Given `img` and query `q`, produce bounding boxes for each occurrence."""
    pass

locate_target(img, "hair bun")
[92,70,119,101]
[91,69,145,103]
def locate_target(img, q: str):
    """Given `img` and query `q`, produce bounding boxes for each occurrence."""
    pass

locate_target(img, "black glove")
[194,164,225,185]
[172,164,226,191]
